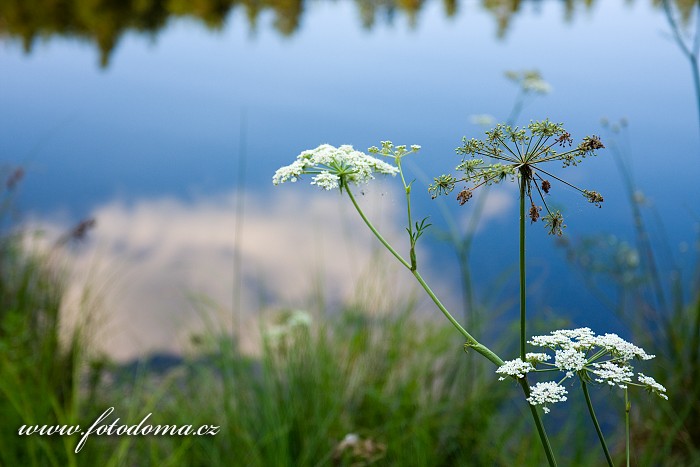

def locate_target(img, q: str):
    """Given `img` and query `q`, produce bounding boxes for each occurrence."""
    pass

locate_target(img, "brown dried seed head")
[556,132,573,146]
[584,190,604,207]
[579,135,605,152]
[541,180,551,194]
[457,189,473,205]
[529,203,541,223]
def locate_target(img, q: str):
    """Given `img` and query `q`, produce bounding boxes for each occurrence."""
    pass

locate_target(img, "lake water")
[1,0,698,360]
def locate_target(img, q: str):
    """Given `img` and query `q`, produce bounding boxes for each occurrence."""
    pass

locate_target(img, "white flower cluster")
[525,352,551,363]
[496,358,534,380]
[272,144,399,191]
[590,361,634,388]
[497,327,667,414]
[554,347,588,377]
[527,382,568,414]
[595,333,654,361]
[264,309,313,349]
[638,374,669,400]
[528,327,597,350]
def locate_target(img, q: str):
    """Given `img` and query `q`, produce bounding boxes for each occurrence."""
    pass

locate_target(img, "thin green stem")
[411,269,503,367]
[519,379,558,467]
[344,183,411,270]
[625,388,631,467]
[345,184,502,365]
[519,176,527,361]
[534,166,587,194]
[582,380,614,467]
[397,157,417,270]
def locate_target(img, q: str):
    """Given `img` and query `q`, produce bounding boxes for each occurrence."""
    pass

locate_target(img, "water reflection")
[1,0,696,67]
[49,187,510,360]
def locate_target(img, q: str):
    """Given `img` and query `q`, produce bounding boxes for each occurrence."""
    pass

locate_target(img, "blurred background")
[1,0,699,465]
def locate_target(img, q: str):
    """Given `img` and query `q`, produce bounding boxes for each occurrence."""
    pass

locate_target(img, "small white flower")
[594,333,654,361]
[525,352,551,364]
[528,328,598,352]
[638,374,668,400]
[311,172,340,190]
[554,347,587,378]
[272,160,305,185]
[496,358,534,380]
[527,381,568,414]
[338,433,360,449]
[590,361,634,388]
[287,309,312,328]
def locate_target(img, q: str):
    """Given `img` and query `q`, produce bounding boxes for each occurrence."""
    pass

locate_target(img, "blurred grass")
[0,231,83,466]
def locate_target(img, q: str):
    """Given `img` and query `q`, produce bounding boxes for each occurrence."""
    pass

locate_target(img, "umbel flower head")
[272,144,400,191]
[496,327,668,414]
[429,120,605,236]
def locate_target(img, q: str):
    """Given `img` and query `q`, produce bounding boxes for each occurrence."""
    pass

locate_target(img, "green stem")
[519,177,527,361]
[344,182,557,466]
[582,380,614,467]
[411,269,503,367]
[625,388,631,467]
[344,182,411,271]
[397,157,417,270]
[345,183,502,365]
[519,379,558,467]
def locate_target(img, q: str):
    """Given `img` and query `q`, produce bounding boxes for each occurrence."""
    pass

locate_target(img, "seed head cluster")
[429,120,605,236]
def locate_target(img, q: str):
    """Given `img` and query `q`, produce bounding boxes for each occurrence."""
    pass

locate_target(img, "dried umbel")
[429,120,605,236]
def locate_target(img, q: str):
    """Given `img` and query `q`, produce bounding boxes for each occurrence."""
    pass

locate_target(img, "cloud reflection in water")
[51,184,512,361]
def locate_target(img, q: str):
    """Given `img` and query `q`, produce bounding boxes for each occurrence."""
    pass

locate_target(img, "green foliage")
[82,305,541,466]
[0,234,82,466]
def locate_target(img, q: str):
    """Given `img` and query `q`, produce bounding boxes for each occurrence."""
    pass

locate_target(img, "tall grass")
[0,232,83,466]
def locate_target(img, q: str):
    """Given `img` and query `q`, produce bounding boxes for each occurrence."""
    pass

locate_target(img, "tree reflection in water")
[0,0,697,67]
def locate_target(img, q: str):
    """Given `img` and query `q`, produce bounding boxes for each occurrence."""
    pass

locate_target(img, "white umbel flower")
[310,172,341,190]
[496,358,534,380]
[594,333,654,361]
[525,352,551,364]
[638,374,669,400]
[273,144,399,190]
[554,347,587,378]
[527,382,568,414]
[590,361,634,388]
[504,327,668,412]
[528,327,596,350]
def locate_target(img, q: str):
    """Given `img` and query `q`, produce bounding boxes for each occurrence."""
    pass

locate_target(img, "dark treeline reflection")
[0,0,697,67]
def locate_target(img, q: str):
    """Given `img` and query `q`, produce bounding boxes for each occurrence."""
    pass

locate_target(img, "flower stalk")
[582,380,614,467]
[519,175,527,361]
[625,388,631,467]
